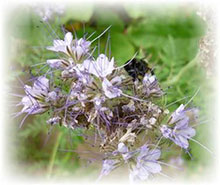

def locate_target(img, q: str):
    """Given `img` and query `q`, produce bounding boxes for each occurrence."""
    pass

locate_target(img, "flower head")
[16,25,202,183]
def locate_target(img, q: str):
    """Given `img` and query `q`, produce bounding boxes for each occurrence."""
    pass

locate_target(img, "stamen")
[165,95,190,108]
[122,92,149,103]
[157,161,181,170]
[86,31,96,40]
[19,113,31,128]
[188,137,213,155]
[185,87,201,107]
[91,25,112,43]
[115,52,138,70]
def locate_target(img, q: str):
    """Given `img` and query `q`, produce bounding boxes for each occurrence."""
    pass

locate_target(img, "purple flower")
[160,125,173,138]
[47,59,66,69]
[142,74,163,97]
[169,104,187,124]
[47,32,91,61]
[102,78,122,99]
[16,24,203,182]
[99,159,120,177]
[160,104,196,149]
[130,145,162,182]
[73,63,93,85]
[93,96,105,110]
[20,96,47,115]
[19,77,51,114]
[118,142,129,153]
[47,32,73,55]
[83,54,115,78]
[47,91,58,101]
[117,142,135,161]
[70,81,88,102]
[23,77,49,101]
[72,38,91,61]
[143,74,156,85]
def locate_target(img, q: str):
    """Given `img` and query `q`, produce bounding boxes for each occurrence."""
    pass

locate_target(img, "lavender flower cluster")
[18,29,200,182]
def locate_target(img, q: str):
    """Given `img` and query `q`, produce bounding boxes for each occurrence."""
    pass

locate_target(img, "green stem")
[162,55,198,87]
[46,131,63,179]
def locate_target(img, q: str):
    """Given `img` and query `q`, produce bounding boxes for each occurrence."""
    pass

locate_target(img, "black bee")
[124,58,154,81]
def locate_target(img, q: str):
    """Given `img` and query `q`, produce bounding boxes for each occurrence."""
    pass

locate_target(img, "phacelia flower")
[143,73,156,85]
[99,159,120,178]
[47,32,91,62]
[142,73,163,97]
[93,96,106,110]
[46,59,68,69]
[47,32,73,55]
[73,62,94,85]
[83,54,115,78]
[20,76,50,114]
[160,104,196,149]
[160,124,195,149]
[72,38,91,61]
[169,104,187,124]
[20,96,47,115]
[102,78,122,99]
[117,142,134,161]
[118,142,129,153]
[130,146,162,182]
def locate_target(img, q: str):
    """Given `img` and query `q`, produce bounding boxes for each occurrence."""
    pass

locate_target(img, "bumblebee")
[63,20,83,32]
[124,58,154,81]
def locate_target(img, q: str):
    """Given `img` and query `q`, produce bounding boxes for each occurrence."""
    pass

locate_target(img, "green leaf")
[111,32,135,66]
[127,10,205,50]
[161,37,200,63]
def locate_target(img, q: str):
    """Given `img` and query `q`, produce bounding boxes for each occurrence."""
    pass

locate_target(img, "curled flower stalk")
[15,26,211,182]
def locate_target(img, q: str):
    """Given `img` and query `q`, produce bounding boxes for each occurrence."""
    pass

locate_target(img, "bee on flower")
[14,24,212,183]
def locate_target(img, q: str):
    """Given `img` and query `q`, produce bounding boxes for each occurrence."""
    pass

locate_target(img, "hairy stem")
[46,131,63,179]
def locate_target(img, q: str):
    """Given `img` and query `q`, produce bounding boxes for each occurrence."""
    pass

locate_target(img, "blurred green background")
[6,3,214,181]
